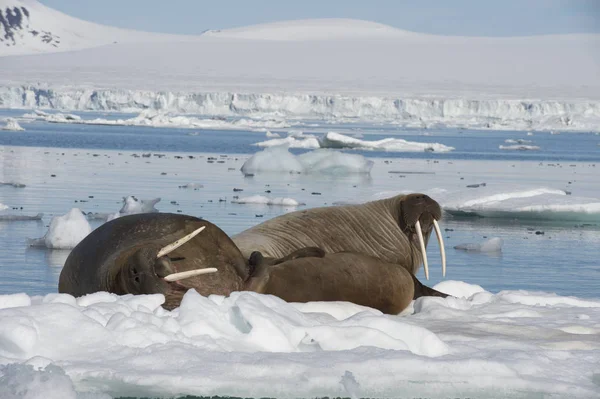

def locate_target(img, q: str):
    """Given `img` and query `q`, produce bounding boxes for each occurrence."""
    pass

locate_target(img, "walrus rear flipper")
[411,274,449,299]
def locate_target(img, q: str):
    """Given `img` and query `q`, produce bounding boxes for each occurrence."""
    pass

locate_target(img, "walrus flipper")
[411,274,449,299]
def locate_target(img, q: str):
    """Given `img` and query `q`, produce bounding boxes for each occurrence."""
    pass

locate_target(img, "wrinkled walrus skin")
[233,193,443,276]
[58,211,448,313]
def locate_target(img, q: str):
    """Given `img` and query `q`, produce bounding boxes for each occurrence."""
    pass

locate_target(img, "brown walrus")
[233,193,446,280]
[58,212,447,313]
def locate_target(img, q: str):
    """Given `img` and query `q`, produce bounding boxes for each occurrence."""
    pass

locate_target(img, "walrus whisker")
[163,267,218,282]
[414,220,429,280]
[432,219,446,277]
[157,226,206,258]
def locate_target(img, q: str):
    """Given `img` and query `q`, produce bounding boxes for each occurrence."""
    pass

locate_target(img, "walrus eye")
[156,226,206,258]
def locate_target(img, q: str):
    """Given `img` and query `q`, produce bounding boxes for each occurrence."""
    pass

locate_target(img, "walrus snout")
[399,194,446,281]
[117,247,172,295]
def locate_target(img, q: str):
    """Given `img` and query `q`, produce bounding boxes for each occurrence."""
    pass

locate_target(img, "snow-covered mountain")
[0,0,188,56]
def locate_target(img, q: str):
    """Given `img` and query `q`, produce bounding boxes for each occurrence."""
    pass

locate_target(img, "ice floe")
[0,282,598,398]
[499,144,540,151]
[231,195,305,206]
[1,118,25,131]
[27,208,91,249]
[254,131,455,152]
[241,147,373,175]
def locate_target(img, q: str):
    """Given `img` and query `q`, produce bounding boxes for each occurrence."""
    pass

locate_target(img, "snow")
[231,195,305,207]
[1,117,24,131]
[241,147,374,175]
[454,237,504,253]
[27,208,91,249]
[0,285,598,398]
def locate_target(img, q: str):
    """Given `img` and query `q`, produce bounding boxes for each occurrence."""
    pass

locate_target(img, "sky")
[39,0,600,37]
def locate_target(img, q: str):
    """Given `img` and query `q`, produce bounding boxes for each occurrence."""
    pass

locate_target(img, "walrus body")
[232,193,444,277]
[59,210,447,313]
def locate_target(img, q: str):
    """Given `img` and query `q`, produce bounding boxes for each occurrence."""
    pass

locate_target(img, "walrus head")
[396,193,446,280]
[60,213,249,310]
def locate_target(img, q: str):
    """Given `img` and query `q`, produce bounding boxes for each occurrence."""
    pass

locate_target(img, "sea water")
[1,110,599,299]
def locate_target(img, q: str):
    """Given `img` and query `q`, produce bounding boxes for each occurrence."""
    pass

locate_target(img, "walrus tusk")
[163,267,218,282]
[157,226,206,258]
[432,219,446,277]
[414,220,429,280]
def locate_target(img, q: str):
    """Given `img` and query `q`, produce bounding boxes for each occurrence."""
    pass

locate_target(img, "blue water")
[1,108,599,300]
[2,109,600,162]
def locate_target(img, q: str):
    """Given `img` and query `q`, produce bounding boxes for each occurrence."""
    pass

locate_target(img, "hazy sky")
[40,0,600,37]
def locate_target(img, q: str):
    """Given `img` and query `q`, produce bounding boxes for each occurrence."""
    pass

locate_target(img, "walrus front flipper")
[411,274,449,299]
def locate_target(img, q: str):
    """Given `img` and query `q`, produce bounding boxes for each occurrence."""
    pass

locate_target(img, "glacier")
[3,85,600,131]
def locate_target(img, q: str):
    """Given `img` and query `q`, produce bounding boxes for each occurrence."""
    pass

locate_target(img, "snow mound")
[454,237,504,253]
[1,118,24,131]
[232,195,305,207]
[28,208,91,249]
[241,147,373,175]
[204,18,411,41]
[0,286,599,397]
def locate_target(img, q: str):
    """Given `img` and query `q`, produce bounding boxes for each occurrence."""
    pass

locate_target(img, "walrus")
[232,193,446,280]
[58,212,447,313]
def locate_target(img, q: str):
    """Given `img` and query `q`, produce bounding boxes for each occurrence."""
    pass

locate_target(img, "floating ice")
[1,118,25,131]
[28,208,91,249]
[253,131,455,152]
[255,135,321,149]
[25,110,291,131]
[297,149,374,174]
[454,237,504,253]
[241,146,304,174]
[0,213,44,221]
[499,144,540,151]
[0,203,7,211]
[0,284,598,398]
[232,195,305,206]
[265,131,281,138]
[442,187,600,222]
[320,131,455,152]
[118,195,161,215]
[0,181,26,188]
[504,138,532,144]
[241,147,373,175]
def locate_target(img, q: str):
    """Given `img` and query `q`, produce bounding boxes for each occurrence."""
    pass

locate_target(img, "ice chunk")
[118,195,161,215]
[499,144,540,151]
[254,135,320,149]
[297,149,373,174]
[241,147,373,175]
[454,237,504,253]
[28,208,92,249]
[0,213,44,221]
[320,131,455,152]
[265,131,281,138]
[1,118,25,131]
[504,139,532,144]
[232,195,305,206]
[241,146,304,175]
[0,202,7,211]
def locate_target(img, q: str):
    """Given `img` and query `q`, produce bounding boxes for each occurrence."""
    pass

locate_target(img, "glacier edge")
[1,85,599,132]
